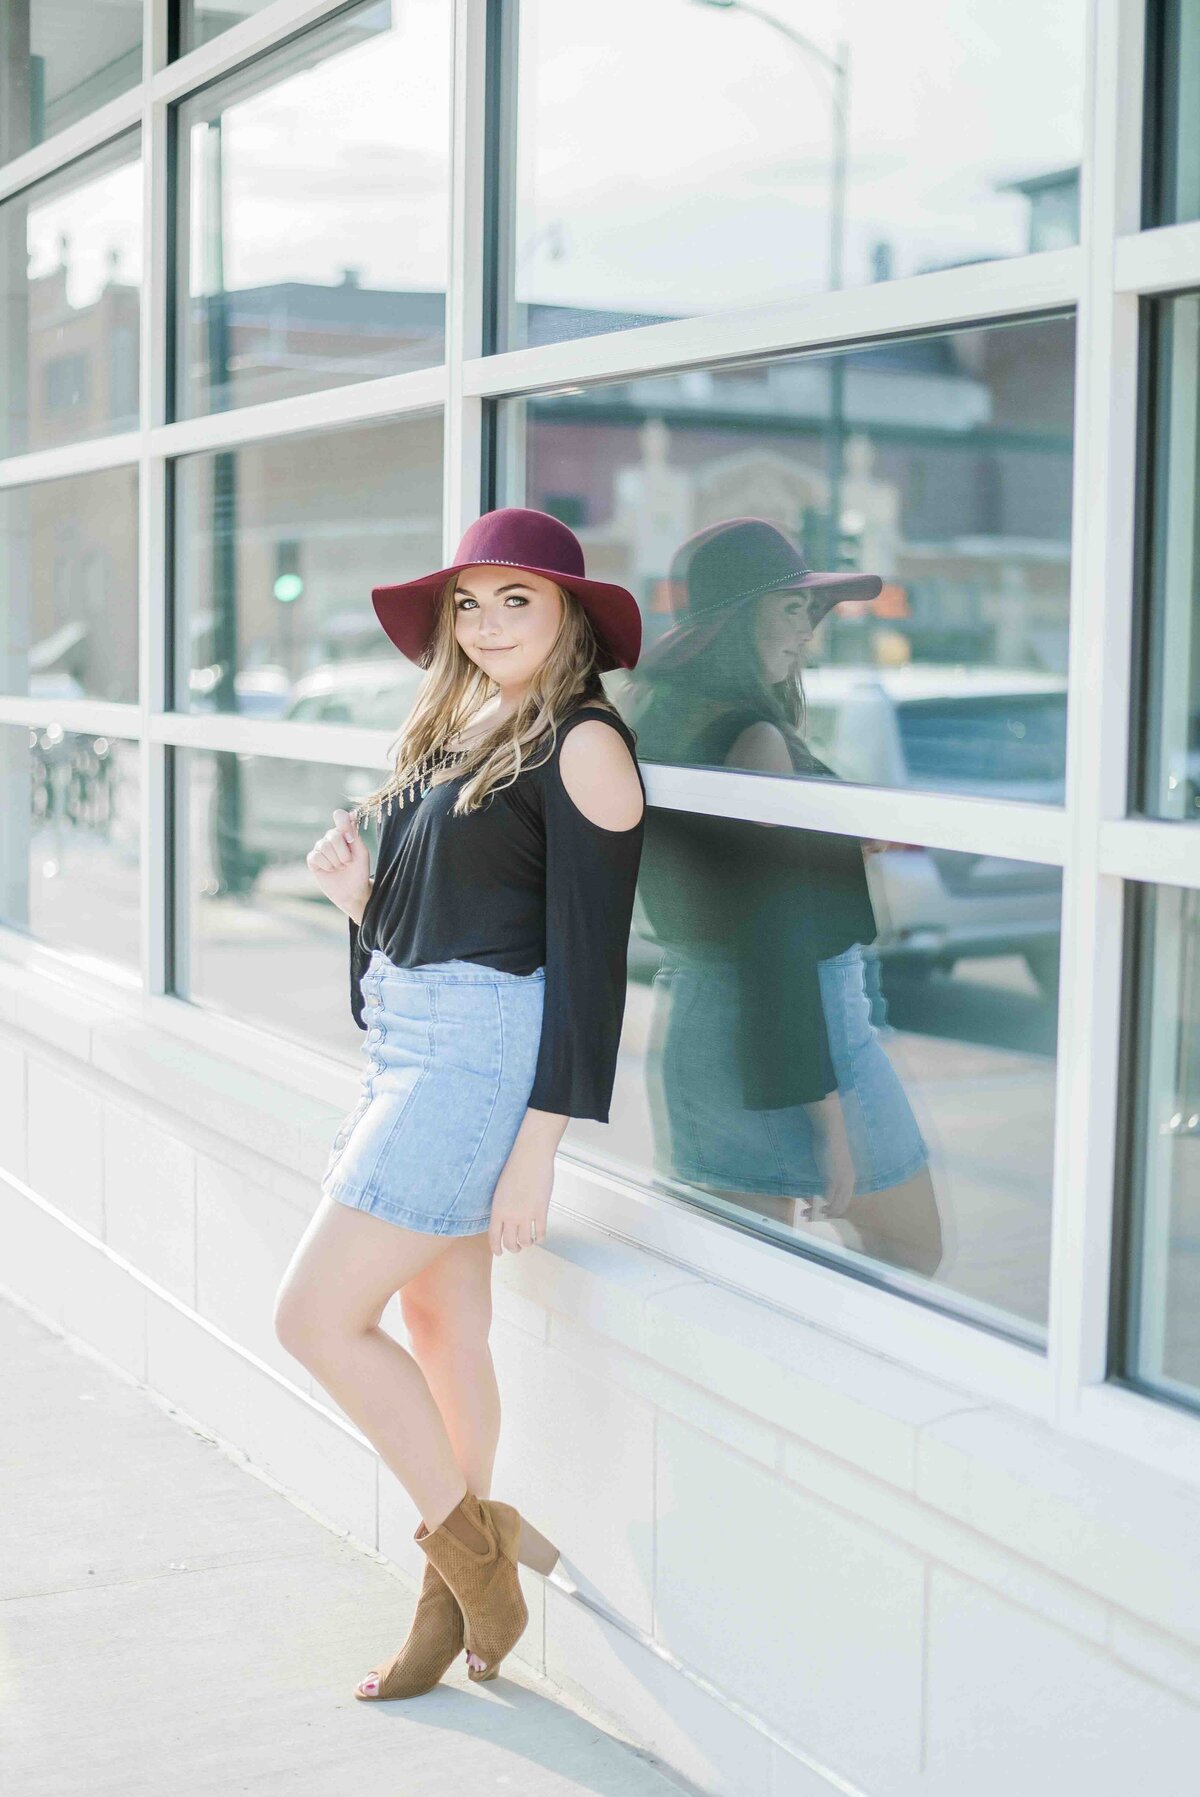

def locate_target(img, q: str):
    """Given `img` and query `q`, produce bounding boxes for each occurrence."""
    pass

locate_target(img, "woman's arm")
[306,806,372,918]
[490,719,645,1255]
[349,878,373,927]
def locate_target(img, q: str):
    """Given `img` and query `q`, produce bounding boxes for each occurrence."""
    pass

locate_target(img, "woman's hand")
[307,808,371,921]
[488,1134,556,1256]
[802,1092,857,1218]
[487,1109,566,1255]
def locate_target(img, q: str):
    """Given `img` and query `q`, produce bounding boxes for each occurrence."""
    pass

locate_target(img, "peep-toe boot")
[354,1555,465,1700]
[415,1490,558,1683]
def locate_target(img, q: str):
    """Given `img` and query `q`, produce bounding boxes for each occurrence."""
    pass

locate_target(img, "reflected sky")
[508,0,1084,323]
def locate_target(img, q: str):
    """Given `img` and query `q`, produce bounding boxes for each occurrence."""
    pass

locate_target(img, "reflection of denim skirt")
[647,942,929,1199]
[321,948,546,1236]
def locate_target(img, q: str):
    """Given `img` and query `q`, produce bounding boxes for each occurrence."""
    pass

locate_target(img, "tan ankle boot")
[415,1491,554,1683]
[354,1556,464,1701]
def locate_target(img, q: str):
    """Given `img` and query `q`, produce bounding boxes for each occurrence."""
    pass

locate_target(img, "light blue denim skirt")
[321,948,546,1236]
[646,942,930,1198]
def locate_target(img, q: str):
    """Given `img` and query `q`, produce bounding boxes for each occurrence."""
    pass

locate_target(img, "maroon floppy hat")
[371,507,643,673]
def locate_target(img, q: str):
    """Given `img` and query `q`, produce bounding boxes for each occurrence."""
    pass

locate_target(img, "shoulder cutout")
[557,718,645,834]
[726,719,790,829]
[727,720,792,775]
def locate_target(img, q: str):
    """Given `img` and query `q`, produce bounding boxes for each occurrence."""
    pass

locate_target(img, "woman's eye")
[455,595,529,610]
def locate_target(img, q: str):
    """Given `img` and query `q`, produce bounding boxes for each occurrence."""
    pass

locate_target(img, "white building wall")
[4,954,1199,1797]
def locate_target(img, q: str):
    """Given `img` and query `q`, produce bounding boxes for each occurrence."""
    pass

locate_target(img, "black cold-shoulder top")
[346,702,646,1124]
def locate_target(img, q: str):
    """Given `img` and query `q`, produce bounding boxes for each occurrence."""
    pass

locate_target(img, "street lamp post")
[689,0,851,567]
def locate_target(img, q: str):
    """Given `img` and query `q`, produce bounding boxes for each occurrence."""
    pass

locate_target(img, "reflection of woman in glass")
[627,518,943,1277]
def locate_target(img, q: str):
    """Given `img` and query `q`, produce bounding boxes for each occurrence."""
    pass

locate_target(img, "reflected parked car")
[189,665,292,718]
[280,656,420,730]
[801,667,1067,994]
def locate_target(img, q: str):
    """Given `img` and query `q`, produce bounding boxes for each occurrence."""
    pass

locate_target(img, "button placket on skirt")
[327,963,388,1168]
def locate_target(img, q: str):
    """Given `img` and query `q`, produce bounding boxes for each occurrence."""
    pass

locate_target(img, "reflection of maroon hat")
[371,507,642,673]
[641,517,883,673]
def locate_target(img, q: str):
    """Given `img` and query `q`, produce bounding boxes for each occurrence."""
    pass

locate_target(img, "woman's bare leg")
[846,1165,944,1278]
[273,1194,476,1529]
[688,1179,802,1229]
[399,1231,499,1498]
[689,1171,944,1277]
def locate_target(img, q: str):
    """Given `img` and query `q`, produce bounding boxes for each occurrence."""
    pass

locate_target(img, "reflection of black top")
[347,703,646,1124]
[635,706,878,1109]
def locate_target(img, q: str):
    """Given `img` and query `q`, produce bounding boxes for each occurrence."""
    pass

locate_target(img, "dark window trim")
[1127,295,1161,817]
[1108,878,1149,1382]
[1143,0,1179,229]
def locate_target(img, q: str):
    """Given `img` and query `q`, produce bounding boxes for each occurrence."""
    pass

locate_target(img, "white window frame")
[6,0,1200,1487]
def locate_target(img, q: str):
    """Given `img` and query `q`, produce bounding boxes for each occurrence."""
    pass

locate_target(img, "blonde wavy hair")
[348,571,625,831]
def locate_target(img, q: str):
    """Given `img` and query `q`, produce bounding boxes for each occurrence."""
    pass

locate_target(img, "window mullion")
[1046,0,1147,1426]
[444,0,490,557]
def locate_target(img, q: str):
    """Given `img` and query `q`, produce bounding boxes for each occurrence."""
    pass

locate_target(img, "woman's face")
[754,586,821,681]
[452,563,565,691]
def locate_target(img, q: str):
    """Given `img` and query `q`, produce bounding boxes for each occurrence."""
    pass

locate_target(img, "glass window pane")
[177,2,279,57]
[0,465,139,702]
[0,133,142,457]
[586,803,1060,1335]
[0,722,139,970]
[1120,883,1200,1407]
[1140,293,1200,821]
[496,0,1085,352]
[1146,0,1200,227]
[0,4,142,166]
[172,412,441,719]
[173,0,450,419]
[500,317,1074,801]
[175,746,381,1049]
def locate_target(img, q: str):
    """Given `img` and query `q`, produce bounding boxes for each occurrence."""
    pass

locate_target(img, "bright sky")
[23,0,1086,315]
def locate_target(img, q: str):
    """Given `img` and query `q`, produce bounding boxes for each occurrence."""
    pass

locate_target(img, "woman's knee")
[272,1282,322,1363]
[400,1285,491,1352]
[272,1277,365,1366]
[273,1196,430,1363]
[849,1168,944,1278]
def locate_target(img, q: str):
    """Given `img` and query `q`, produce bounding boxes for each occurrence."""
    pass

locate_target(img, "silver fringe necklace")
[360,742,473,834]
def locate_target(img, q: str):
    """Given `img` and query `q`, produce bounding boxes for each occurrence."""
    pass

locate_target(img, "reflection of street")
[1162,1139,1200,1387]
[569,951,1054,1331]
[20,736,141,970]
[27,825,140,970]
[883,952,1058,1058]
[191,872,364,1048]
[879,956,1054,1326]
[187,753,370,1048]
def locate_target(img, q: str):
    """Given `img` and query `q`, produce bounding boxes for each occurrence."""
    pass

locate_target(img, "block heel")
[415,1490,530,1684]
[517,1515,560,1575]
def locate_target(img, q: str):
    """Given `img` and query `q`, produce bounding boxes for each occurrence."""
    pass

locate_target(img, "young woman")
[627,516,944,1278]
[273,507,646,1701]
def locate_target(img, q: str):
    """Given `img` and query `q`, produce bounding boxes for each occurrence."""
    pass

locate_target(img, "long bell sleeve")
[348,915,371,1030]
[526,720,646,1123]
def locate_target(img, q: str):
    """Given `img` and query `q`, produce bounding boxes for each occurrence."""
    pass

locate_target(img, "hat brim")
[371,560,643,673]
[640,571,884,673]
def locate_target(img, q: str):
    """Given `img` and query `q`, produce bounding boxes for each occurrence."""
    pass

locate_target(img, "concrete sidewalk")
[1,1297,695,1797]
